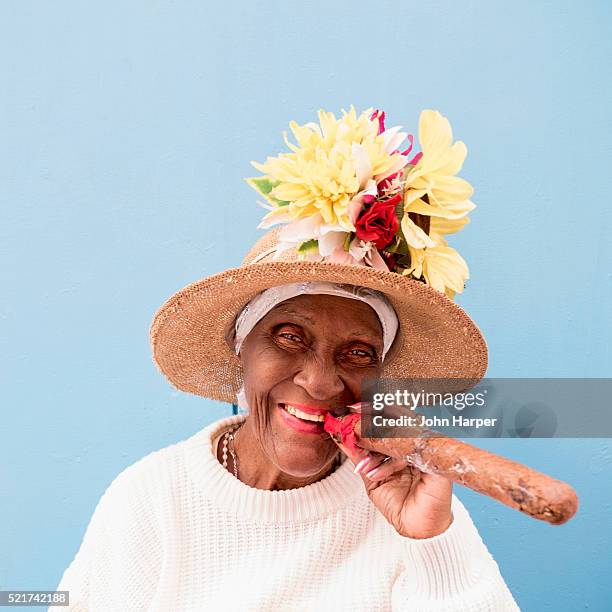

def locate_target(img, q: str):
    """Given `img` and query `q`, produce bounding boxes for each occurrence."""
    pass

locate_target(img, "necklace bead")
[222,424,241,479]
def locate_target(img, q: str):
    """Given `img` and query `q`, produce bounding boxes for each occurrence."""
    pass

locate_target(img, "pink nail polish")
[353,457,371,474]
[347,402,370,411]
[365,466,380,478]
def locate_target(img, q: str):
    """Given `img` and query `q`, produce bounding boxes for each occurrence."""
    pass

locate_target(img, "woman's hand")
[330,428,454,539]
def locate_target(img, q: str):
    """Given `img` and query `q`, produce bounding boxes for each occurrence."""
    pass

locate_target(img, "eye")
[271,324,307,349]
[341,344,379,366]
[279,332,304,344]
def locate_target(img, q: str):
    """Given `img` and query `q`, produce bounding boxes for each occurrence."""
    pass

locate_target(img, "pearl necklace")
[221,424,241,479]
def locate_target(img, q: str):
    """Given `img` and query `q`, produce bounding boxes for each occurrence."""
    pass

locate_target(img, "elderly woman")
[53,108,520,611]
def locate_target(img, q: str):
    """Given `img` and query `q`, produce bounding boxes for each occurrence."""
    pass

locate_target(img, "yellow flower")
[405,109,474,205]
[404,233,469,299]
[398,109,473,298]
[400,110,475,250]
[249,106,408,231]
[429,214,470,236]
[247,106,475,299]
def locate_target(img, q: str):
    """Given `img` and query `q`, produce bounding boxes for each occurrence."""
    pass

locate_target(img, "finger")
[329,432,370,468]
[353,451,390,475]
[353,454,377,475]
[418,471,454,499]
[347,401,373,415]
[363,457,410,481]
[330,432,392,477]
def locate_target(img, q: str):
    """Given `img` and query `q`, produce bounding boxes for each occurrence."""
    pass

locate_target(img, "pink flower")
[386,132,424,169]
[370,109,386,135]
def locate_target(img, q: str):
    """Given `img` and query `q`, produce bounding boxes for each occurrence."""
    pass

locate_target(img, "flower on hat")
[246,106,475,299]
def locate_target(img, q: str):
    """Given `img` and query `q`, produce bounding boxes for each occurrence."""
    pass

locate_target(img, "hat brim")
[150,260,488,403]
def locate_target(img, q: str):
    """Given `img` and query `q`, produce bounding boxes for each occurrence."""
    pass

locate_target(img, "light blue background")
[2,1,611,610]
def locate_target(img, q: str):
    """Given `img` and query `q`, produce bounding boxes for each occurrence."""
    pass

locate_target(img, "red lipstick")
[279,402,329,416]
[277,404,327,435]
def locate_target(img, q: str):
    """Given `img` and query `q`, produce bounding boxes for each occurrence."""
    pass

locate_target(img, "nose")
[293,352,344,401]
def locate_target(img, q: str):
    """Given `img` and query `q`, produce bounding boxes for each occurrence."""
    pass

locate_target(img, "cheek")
[243,344,301,388]
[339,359,381,382]
[240,351,300,422]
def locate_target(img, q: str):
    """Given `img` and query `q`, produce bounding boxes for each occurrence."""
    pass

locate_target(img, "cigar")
[324,412,579,525]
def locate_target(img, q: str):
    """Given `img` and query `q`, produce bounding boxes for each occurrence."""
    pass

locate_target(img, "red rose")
[355,200,400,249]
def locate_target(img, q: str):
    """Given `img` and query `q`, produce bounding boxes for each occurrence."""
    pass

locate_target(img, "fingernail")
[365,466,380,478]
[353,457,372,474]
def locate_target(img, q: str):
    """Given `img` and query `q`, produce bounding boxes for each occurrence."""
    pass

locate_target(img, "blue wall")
[1,1,611,610]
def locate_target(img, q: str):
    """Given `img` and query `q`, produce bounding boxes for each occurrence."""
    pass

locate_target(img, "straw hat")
[150,106,488,402]
[150,226,487,403]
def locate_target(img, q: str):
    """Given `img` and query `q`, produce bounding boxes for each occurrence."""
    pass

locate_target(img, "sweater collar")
[183,414,364,523]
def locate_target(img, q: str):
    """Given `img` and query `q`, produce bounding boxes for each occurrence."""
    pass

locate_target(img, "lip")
[279,402,330,416]
[277,404,328,435]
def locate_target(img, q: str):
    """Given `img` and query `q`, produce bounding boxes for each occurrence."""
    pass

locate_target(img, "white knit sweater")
[51,414,520,611]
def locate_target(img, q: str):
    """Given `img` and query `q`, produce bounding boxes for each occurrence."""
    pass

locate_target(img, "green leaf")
[343,232,353,252]
[247,176,278,195]
[401,163,418,180]
[385,233,409,255]
[394,197,404,222]
[385,237,401,253]
[297,239,319,254]
[396,254,412,267]
[245,177,291,207]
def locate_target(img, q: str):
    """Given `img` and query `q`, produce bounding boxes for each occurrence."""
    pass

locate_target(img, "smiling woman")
[51,107,520,611]
[230,292,385,491]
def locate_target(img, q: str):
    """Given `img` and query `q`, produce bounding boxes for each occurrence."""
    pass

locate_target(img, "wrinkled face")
[238,293,384,477]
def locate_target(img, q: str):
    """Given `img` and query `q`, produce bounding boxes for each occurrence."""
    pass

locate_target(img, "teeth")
[284,405,325,423]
